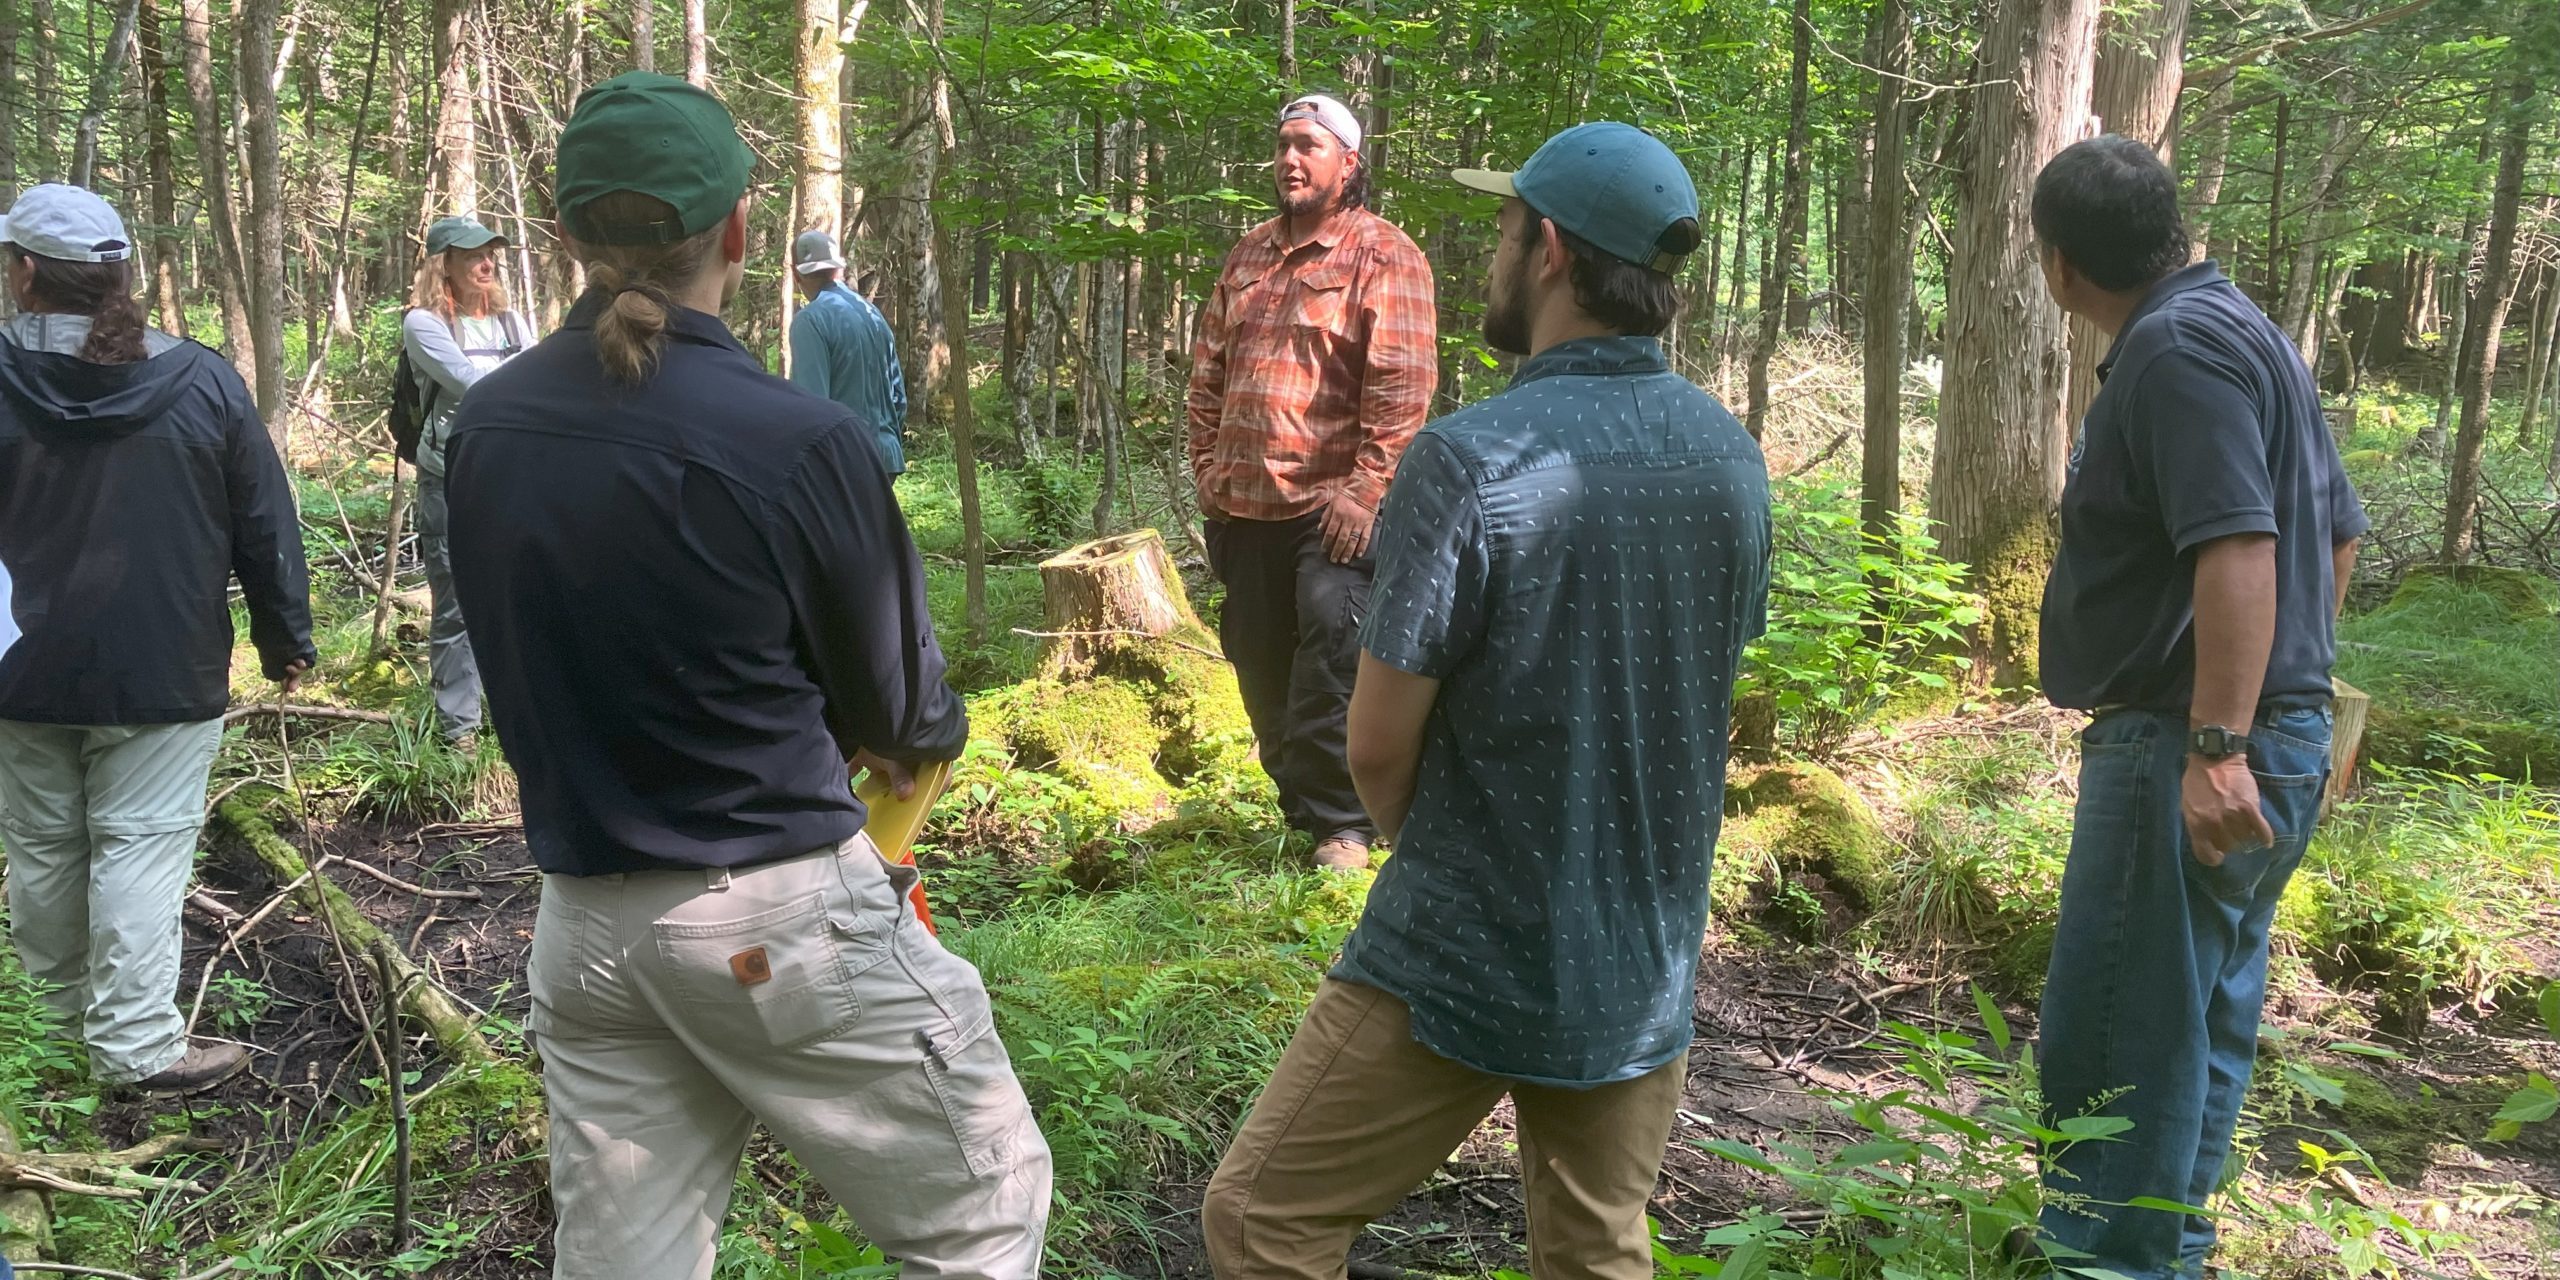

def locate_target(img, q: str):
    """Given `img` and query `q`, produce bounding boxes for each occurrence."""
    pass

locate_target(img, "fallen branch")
[212,798,502,1071]
[333,855,484,901]
[187,888,244,926]
[222,703,395,726]
[0,1134,223,1200]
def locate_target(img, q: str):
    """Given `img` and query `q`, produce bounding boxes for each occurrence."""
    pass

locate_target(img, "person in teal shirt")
[787,229,908,474]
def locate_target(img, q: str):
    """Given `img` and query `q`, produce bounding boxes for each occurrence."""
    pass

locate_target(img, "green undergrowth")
[2337,567,2559,780]
[2280,769,2560,1024]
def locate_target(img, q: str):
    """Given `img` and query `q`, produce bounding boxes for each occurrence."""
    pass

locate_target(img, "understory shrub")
[1744,479,1982,757]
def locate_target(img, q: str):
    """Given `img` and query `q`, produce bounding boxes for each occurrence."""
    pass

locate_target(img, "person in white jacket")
[401,215,535,747]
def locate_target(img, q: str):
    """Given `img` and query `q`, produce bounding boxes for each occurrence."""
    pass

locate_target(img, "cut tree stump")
[2327,677,2371,814]
[1034,529,1210,670]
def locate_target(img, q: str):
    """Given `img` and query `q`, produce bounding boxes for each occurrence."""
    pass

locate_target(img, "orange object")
[856,758,953,934]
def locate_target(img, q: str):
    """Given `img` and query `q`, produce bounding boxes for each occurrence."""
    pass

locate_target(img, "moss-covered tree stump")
[1036,529,1203,671]
[1714,763,1898,942]
[966,530,1254,843]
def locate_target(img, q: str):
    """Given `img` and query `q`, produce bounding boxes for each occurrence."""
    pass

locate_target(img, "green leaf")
[1693,1138,1784,1176]
[2490,1074,2558,1134]
[2284,1062,2348,1107]
[2540,982,2560,1040]
[1972,984,2012,1057]
[2125,1196,2221,1216]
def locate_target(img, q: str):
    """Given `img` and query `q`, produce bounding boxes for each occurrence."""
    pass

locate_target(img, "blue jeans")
[2037,705,2333,1279]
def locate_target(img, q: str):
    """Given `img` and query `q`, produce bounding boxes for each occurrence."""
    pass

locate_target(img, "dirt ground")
[99,812,2560,1279]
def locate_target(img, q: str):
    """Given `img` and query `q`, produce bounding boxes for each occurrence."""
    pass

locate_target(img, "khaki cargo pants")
[0,718,224,1084]
[1204,979,1686,1279]
[530,834,1051,1280]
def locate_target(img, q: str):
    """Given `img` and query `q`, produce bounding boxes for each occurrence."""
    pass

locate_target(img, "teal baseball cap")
[1455,122,1701,273]
[556,72,753,245]
[424,215,502,256]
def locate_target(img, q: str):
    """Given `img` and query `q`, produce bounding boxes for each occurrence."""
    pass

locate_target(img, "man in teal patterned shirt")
[1202,122,1772,1280]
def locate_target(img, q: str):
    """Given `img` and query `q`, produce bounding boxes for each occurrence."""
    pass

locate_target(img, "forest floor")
[3,358,2556,1278]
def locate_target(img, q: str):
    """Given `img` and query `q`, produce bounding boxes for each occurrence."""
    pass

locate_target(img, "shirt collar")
[1510,335,1670,387]
[2098,259,2228,377]
[563,288,752,358]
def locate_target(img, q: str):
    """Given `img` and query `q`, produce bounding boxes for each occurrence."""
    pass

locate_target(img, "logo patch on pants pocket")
[730,947,773,987]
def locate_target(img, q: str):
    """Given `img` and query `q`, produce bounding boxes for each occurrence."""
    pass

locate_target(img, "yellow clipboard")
[855,758,952,931]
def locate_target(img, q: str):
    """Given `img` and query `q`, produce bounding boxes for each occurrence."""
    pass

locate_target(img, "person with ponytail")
[401,214,535,748]
[0,184,315,1098]
[439,74,1050,1279]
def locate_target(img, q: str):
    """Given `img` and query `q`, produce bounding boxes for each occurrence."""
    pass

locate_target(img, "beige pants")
[1204,979,1686,1280]
[530,835,1051,1280]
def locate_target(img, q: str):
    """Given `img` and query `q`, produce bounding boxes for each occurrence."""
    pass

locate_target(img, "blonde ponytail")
[561,191,725,385]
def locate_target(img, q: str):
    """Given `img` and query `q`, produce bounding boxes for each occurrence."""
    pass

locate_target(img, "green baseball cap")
[555,72,753,245]
[1455,122,1701,273]
[424,215,502,256]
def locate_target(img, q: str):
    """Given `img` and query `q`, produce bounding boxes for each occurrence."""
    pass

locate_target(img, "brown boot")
[1312,834,1372,871]
[133,1041,250,1097]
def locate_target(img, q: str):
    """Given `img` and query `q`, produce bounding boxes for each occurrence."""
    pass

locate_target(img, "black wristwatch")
[2189,725,2253,759]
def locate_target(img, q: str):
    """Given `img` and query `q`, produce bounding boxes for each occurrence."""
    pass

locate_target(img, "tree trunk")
[1933,0,2097,689]
[632,0,653,71]
[29,0,58,180]
[684,0,707,84]
[2278,101,2356,365]
[892,75,944,421]
[179,0,254,381]
[797,0,842,244]
[2520,262,2559,447]
[2186,74,2233,263]
[1724,145,1754,392]
[2442,75,2532,565]
[140,0,186,336]
[1037,530,1206,668]
[1278,0,1295,83]
[922,0,983,634]
[2426,134,2490,455]
[432,0,476,217]
[241,0,287,429]
[1861,0,1913,542]
[0,2,18,209]
[70,0,146,188]
[2067,0,2188,427]
[1746,0,1813,439]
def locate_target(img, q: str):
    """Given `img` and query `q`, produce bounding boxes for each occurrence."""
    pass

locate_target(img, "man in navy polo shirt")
[2032,135,2366,1279]
[1202,122,1769,1280]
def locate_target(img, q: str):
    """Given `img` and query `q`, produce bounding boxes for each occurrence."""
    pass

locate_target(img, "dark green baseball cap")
[424,215,502,256]
[1455,122,1700,273]
[556,72,753,246]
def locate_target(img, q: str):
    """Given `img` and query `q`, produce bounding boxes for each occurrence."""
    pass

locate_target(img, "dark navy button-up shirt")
[445,291,965,877]
[2042,261,2369,713]
[1336,335,1772,1086]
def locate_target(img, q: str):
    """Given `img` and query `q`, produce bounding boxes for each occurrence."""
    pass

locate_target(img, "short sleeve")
[2326,444,2371,543]
[2131,348,2278,553]
[1360,432,1489,678]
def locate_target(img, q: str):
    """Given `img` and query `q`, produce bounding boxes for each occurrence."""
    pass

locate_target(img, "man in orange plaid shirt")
[1188,92,1439,871]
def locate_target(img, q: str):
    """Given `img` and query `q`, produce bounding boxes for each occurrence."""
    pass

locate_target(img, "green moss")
[1717,764,1898,941]
[2361,707,2559,782]
[2327,1067,2447,1182]
[1972,522,2056,692]
[972,678,1174,819]
[2388,564,2556,621]
[2339,448,2391,470]
[409,1061,545,1172]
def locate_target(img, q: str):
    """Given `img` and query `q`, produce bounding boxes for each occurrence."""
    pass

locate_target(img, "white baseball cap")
[0,184,133,263]
[1280,94,1363,155]
[793,229,846,275]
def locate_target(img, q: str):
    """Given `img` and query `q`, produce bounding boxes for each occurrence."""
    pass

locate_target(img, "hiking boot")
[133,1041,250,1097]
[1312,834,1372,871]
[445,730,478,756]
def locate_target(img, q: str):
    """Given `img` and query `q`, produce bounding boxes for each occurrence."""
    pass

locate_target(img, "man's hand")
[2182,754,2273,866]
[279,659,312,695]
[1321,496,1376,564]
[852,748,915,800]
